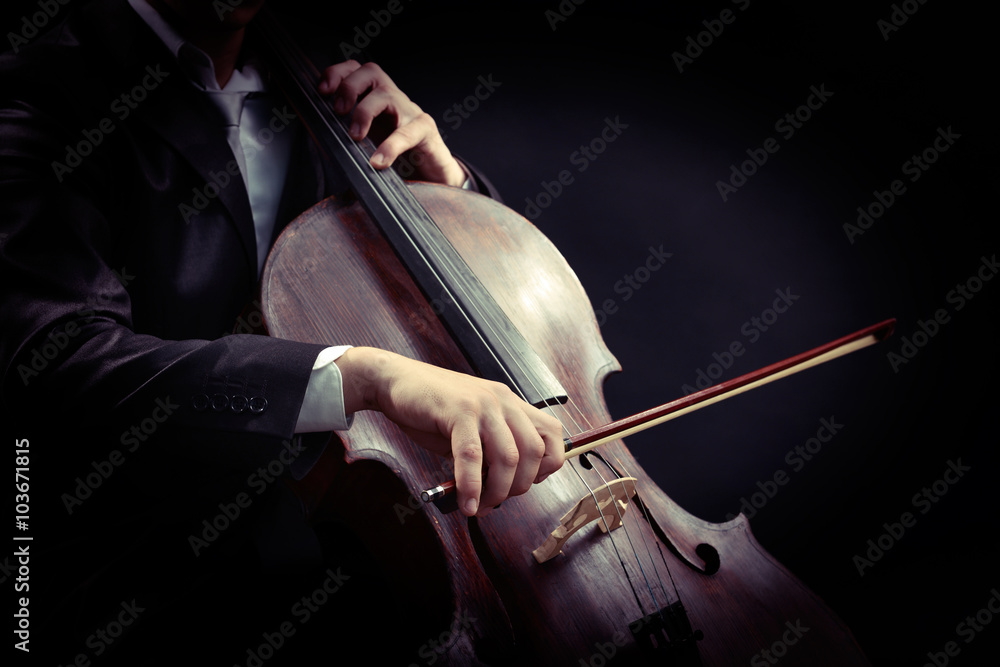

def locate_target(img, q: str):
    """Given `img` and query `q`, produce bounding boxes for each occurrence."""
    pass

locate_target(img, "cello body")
[261,182,871,665]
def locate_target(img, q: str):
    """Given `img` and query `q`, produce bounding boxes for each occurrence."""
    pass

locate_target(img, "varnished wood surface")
[262,183,871,665]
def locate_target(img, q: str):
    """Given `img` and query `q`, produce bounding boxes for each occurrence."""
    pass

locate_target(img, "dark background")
[4,0,998,665]
[358,3,999,664]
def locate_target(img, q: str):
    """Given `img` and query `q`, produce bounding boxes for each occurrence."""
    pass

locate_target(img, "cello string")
[263,19,600,445]
[592,453,678,609]
[566,460,649,615]
[265,28,600,485]
[257,16,571,425]
[342,119,681,618]
[256,16,667,623]
[256,16,565,428]
[355,159,676,614]
[352,152,678,618]
[583,455,667,616]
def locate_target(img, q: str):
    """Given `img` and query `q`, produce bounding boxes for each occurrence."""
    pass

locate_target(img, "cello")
[253,14,878,665]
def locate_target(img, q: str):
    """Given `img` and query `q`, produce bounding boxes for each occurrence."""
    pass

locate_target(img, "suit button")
[248,396,268,414]
[192,394,210,411]
[211,393,229,411]
[230,395,248,413]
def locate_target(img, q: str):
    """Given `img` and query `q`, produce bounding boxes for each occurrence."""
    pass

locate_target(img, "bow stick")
[421,318,895,504]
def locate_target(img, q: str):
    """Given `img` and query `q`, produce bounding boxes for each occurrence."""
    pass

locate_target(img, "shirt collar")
[126,0,266,94]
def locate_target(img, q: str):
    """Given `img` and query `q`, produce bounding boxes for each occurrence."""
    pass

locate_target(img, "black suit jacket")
[2,0,324,456]
[0,1,500,659]
[1,0,499,464]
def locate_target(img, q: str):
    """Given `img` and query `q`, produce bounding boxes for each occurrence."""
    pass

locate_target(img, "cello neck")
[252,12,568,407]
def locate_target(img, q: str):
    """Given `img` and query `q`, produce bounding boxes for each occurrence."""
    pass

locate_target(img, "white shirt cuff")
[294,345,354,432]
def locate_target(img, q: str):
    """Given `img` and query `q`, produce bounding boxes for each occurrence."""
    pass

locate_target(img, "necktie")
[206,90,250,188]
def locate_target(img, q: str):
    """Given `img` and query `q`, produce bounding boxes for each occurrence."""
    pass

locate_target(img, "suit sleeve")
[0,67,328,471]
[455,154,505,203]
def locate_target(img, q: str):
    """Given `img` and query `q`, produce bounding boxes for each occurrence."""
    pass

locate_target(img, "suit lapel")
[86,0,349,279]
[137,81,259,274]
[94,0,259,280]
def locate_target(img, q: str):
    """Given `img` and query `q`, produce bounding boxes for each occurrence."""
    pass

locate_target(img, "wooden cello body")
[251,11,872,663]
[260,181,871,665]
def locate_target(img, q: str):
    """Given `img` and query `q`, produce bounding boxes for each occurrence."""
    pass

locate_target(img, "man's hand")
[335,347,566,517]
[318,61,468,188]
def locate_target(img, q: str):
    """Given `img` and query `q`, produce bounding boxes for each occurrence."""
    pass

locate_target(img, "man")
[0,0,563,661]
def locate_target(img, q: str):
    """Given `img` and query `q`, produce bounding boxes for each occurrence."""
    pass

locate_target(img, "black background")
[347,3,999,664]
[4,0,999,665]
